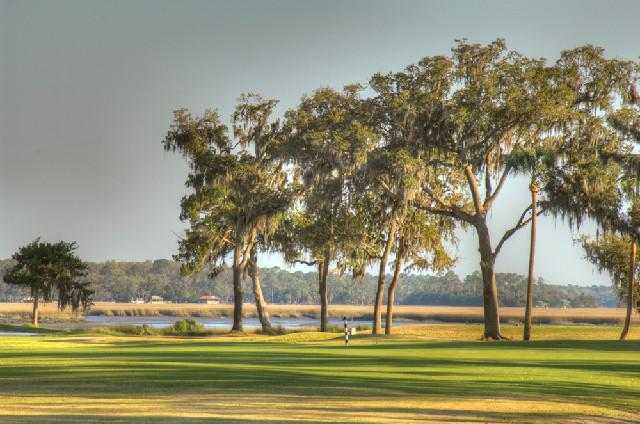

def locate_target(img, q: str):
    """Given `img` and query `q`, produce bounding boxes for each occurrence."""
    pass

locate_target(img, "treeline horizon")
[0,259,616,308]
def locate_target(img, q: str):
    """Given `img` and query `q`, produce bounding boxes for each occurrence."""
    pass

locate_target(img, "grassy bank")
[0,324,638,423]
[1,302,637,325]
[0,323,60,334]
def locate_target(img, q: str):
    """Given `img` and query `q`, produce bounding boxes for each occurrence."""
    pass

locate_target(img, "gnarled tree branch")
[494,204,547,257]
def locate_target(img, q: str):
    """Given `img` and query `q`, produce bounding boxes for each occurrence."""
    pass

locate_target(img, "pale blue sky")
[2,0,639,284]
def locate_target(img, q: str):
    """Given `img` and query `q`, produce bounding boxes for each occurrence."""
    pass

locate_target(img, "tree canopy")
[3,239,93,326]
[159,39,639,338]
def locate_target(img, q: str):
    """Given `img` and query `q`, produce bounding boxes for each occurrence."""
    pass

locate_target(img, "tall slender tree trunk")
[31,292,39,327]
[231,240,244,332]
[524,180,539,341]
[248,246,271,333]
[318,252,330,332]
[476,220,502,339]
[373,220,397,335]
[620,240,636,340]
[385,244,404,335]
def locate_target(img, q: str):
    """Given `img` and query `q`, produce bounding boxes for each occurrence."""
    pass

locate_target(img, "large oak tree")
[367,40,567,338]
[163,94,289,332]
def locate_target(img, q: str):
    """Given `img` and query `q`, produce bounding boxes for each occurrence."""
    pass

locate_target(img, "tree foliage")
[581,234,639,308]
[155,39,639,337]
[2,239,93,325]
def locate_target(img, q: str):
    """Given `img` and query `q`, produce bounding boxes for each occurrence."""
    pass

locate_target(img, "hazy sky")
[2,0,639,285]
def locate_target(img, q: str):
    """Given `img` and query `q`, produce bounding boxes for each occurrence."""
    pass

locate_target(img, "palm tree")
[623,235,636,340]
[507,146,557,341]
[524,178,539,341]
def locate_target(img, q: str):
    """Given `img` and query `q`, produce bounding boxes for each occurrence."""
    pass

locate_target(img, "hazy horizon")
[3,0,640,286]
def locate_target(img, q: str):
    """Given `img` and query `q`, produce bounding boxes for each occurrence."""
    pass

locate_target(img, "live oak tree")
[579,158,639,341]
[163,94,289,332]
[3,239,93,327]
[370,40,567,339]
[365,65,462,335]
[231,93,291,332]
[544,47,639,339]
[384,207,455,334]
[357,141,455,334]
[355,147,411,335]
[604,93,640,340]
[580,153,638,334]
[581,106,640,340]
[363,75,429,335]
[156,40,639,341]
[277,86,377,331]
[581,233,640,339]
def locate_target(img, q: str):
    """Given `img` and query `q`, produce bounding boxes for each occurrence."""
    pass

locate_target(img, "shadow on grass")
[0,338,638,417]
[0,411,637,424]
[0,416,316,424]
[0,323,60,334]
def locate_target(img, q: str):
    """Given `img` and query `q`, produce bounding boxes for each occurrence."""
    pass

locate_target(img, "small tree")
[581,233,640,339]
[3,239,93,327]
[385,207,455,334]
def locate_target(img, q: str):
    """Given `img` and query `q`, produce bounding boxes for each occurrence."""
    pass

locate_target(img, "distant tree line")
[0,258,615,308]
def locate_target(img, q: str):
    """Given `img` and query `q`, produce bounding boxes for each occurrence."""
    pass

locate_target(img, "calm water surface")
[85,315,374,330]
[0,331,37,336]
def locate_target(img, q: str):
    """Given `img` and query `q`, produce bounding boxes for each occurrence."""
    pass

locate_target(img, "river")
[84,315,373,330]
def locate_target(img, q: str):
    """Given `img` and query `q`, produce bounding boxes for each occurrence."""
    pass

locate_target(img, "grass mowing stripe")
[0,324,638,423]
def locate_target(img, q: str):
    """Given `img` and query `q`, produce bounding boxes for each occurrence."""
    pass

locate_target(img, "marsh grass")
[1,302,637,324]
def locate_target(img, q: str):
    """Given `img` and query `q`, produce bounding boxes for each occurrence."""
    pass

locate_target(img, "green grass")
[0,323,60,334]
[0,325,638,423]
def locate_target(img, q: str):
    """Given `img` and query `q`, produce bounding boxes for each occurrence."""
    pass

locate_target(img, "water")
[0,331,37,336]
[84,315,373,330]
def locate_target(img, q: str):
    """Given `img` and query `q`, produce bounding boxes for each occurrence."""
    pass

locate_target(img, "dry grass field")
[0,302,637,325]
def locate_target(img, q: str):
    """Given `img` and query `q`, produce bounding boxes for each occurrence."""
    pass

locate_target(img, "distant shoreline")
[0,302,634,325]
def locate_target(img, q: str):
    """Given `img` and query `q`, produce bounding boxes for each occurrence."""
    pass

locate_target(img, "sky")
[1,0,639,285]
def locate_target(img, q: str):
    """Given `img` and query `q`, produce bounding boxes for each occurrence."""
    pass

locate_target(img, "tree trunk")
[524,181,538,341]
[620,240,636,340]
[476,220,502,339]
[385,245,404,335]
[373,220,397,335]
[31,293,39,327]
[231,240,244,332]
[319,253,330,332]
[249,247,271,333]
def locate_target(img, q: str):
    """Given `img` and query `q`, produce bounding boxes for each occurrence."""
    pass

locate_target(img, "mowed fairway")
[0,325,639,423]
